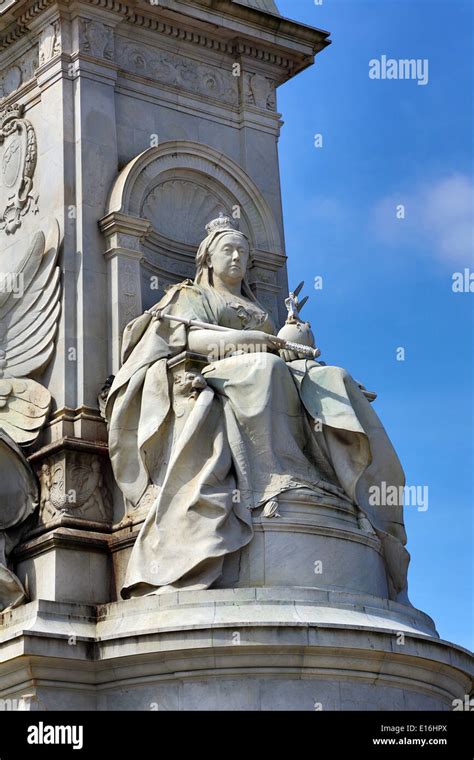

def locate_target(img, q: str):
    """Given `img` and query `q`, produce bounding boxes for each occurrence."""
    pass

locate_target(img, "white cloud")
[370,174,474,263]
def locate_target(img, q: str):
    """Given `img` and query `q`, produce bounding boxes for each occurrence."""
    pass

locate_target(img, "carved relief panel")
[37,450,113,527]
[243,72,277,111]
[0,44,39,100]
[115,38,238,105]
[141,179,248,248]
[79,19,114,61]
[39,21,61,66]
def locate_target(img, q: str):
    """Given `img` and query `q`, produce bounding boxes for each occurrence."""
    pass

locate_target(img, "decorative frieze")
[37,450,113,526]
[0,43,38,98]
[38,19,60,64]
[244,72,276,111]
[79,18,114,61]
[116,39,238,104]
[0,0,329,86]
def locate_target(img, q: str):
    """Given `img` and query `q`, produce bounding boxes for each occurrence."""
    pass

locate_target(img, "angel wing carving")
[0,221,61,444]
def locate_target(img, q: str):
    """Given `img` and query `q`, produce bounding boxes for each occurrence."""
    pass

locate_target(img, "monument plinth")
[0,0,471,711]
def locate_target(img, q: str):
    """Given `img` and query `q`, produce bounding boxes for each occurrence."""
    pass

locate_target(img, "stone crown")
[205,214,237,236]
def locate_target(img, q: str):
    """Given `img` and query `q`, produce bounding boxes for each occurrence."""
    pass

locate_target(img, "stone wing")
[0,377,51,445]
[0,221,61,379]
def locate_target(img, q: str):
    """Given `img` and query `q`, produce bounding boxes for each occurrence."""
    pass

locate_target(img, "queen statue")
[106,216,410,604]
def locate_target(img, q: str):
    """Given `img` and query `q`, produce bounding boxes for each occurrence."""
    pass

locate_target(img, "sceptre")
[145,308,321,360]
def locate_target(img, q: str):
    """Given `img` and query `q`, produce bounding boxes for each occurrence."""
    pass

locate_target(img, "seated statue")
[106,216,409,603]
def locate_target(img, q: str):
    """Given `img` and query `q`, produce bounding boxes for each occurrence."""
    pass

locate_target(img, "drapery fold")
[106,282,410,602]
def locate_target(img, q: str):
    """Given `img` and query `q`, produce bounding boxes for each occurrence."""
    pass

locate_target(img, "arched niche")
[100,140,287,372]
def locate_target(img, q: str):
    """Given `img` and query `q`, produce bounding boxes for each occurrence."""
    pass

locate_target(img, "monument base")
[0,588,471,711]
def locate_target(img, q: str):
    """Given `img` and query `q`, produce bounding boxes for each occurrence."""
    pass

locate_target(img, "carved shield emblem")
[0,104,38,234]
[2,134,24,188]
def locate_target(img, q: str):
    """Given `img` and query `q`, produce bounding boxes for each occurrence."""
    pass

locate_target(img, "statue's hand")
[232,332,285,354]
[279,348,308,362]
[189,329,287,360]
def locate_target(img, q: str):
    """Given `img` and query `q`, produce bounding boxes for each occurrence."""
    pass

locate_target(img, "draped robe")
[106,281,410,602]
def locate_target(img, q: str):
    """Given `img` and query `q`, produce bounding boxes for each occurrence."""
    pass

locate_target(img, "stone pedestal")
[14,526,111,605]
[4,485,470,711]
[0,0,471,713]
[220,490,389,598]
[0,590,471,711]
[81,486,390,604]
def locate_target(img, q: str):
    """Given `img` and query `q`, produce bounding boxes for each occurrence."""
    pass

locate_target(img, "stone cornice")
[99,210,153,239]
[0,0,18,16]
[0,0,330,81]
[0,0,54,49]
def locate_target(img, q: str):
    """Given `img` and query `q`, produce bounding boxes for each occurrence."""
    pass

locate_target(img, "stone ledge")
[0,588,446,650]
[0,592,471,710]
[13,526,110,561]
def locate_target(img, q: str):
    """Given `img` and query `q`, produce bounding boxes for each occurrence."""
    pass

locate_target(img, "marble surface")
[0,591,471,710]
[0,0,466,714]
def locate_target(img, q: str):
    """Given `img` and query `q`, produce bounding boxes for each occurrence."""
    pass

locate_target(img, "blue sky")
[277,0,473,651]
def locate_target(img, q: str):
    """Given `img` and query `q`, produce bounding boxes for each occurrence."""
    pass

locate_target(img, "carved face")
[208,232,250,287]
